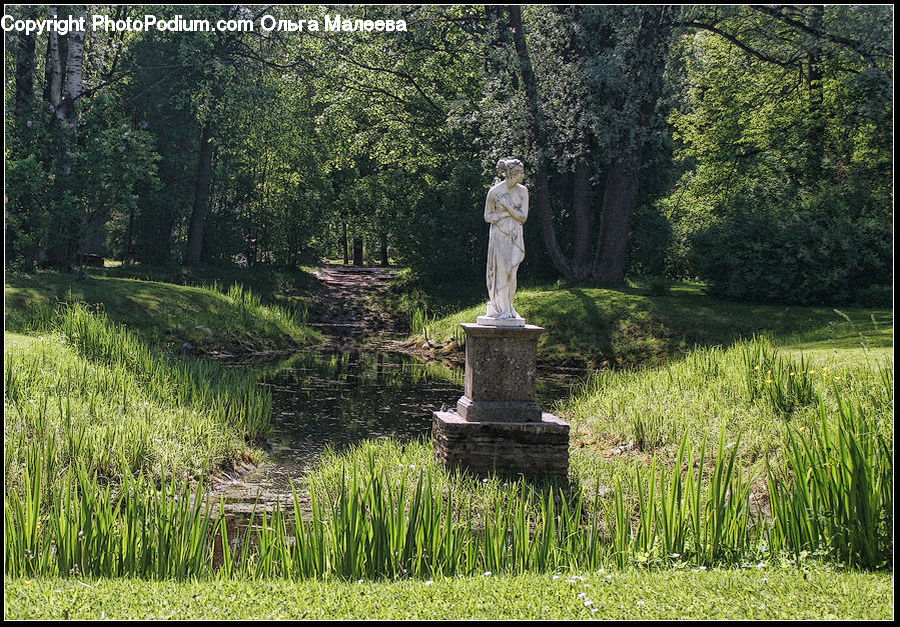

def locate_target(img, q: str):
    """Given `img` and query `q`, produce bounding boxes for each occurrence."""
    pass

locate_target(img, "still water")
[210,349,580,507]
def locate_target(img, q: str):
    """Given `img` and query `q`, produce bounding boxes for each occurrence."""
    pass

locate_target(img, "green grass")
[4,266,893,617]
[563,337,892,508]
[95,261,323,315]
[780,308,894,368]
[409,282,892,368]
[4,566,892,620]
[5,270,321,354]
[4,304,275,498]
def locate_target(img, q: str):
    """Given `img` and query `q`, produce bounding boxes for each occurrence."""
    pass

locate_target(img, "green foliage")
[767,392,893,568]
[689,182,892,304]
[5,5,891,302]
[664,6,892,304]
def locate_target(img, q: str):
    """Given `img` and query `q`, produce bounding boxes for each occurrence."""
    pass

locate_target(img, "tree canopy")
[4,4,893,305]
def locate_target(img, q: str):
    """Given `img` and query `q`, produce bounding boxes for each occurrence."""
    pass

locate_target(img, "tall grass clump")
[219,444,609,579]
[741,337,817,417]
[565,336,877,480]
[610,428,754,567]
[55,302,272,438]
[5,303,272,504]
[5,457,215,579]
[767,389,893,568]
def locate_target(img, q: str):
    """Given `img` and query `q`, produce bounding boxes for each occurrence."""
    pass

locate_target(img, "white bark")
[61,6,86,124]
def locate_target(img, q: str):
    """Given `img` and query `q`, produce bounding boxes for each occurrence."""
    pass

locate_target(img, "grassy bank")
[563,337,893,476]
[5,566,892,620]
[405,282,892,368]
[4,268,892,618]
[5,270,321,354]
[4,302,277,497]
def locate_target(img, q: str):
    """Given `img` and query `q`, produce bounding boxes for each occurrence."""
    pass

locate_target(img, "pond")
[209,348,582,510]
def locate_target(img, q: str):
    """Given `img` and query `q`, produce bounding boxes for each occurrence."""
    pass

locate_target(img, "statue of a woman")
[480,158,528,325]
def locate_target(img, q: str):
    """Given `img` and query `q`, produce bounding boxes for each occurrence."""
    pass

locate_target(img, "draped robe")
[484,183,527,319]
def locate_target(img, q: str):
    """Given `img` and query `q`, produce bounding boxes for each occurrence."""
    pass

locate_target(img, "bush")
[691,181,892,305]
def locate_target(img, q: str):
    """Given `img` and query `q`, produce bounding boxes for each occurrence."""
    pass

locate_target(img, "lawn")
[4,566,892,620]
[408,281,892,369]
[5,269,320,354]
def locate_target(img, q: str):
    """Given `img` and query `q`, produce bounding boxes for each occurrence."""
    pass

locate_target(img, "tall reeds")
[5,324,892,580]
[766,390,893,568]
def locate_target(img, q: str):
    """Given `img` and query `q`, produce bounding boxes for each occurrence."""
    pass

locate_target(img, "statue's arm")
[484,188,503,223]
[508,187,529,224]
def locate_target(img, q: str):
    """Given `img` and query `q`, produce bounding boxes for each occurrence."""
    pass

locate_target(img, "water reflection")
[260,351,462,490]
[212,349,580,503]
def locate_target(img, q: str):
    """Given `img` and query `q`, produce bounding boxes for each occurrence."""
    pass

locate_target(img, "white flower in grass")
[578,592,586,598]
[425,580,434,586]
[584,600,593,607]
[483,571,492,577]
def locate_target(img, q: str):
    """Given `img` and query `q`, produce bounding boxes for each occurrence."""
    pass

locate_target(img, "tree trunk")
[60,6,85,130]
[124,204,135,264]
[44,7,64,109]
[184,121,214,266]
[13,17,37,267]
[380,232,389,266]
[14,26,36,119]
[342,220,349,265]
[593,154,640,284]
[570,157,593,280]
[352,236,364,266]
[508,5,574,281]
[592,6,673,285]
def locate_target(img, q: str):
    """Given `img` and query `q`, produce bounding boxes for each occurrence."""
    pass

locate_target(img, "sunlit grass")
[5,270,320,353]
[563,337,893,481]
[5,566,893,620]
[4,304,273,500]
[410,283,892,368]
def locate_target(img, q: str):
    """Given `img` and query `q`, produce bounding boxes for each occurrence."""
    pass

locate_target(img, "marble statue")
[479,158,528,326]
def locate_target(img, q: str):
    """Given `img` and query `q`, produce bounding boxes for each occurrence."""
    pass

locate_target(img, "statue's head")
[496,158,524,182]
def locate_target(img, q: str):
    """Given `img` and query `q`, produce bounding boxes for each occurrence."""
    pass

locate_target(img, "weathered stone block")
[432,410,570,479]
[456,323,543,422]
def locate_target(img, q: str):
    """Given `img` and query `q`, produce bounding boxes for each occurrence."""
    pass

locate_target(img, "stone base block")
[433,410,569,479]
[456,395,542,422]
[461,323,543,404]
[476,315,525,327]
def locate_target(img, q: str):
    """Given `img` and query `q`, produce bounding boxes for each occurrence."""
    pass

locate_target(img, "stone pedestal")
[456,323,543,422]
[432,322,570,479]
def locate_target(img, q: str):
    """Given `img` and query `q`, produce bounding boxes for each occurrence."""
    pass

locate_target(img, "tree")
[662,5,892,303]
[490,5,678,285]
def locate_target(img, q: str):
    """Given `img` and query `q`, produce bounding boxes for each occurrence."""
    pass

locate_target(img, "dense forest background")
[4,5,893,305]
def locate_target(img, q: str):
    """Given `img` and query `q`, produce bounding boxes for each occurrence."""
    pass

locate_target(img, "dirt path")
[306,265,405,346]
